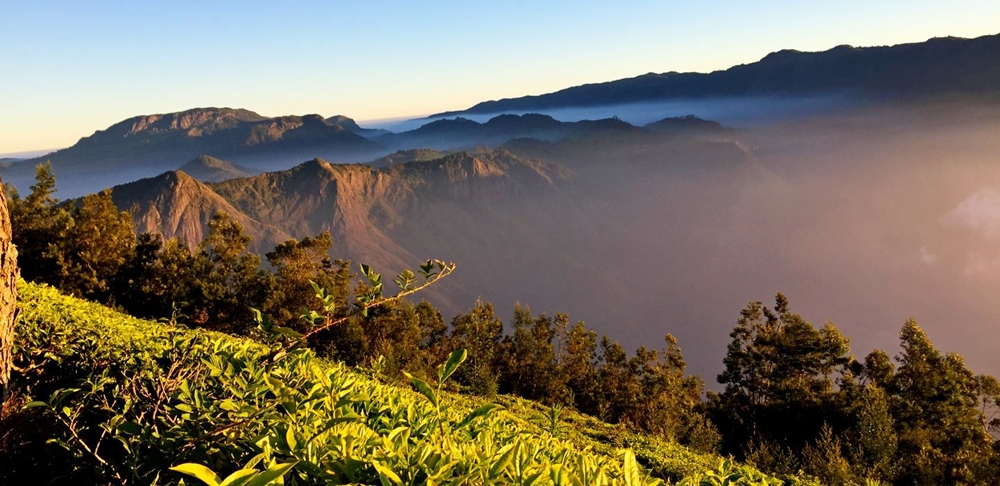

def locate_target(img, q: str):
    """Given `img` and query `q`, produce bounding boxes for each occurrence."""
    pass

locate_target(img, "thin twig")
[300,263,455,341]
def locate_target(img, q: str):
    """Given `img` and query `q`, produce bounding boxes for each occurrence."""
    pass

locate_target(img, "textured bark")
[0,176,18,394]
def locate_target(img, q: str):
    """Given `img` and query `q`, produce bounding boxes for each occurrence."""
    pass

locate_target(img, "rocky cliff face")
[110,170,291,253]
[117,108,267,138]
[109,149,568,264]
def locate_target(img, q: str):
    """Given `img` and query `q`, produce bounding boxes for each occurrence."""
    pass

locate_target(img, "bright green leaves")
[439,347,466,383]
[356,263,384,315]
[170,461,297,486]
[14,281,691,486]
[455,403,503,430]
[404,372,438,408]
[673,458,783,486]
[622,450,642,486]
[170,463,222,485]
[529,404,566,437]
[393,268,416,291]
[404,348,502,437]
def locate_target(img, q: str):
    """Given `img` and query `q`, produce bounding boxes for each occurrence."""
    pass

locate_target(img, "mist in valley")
[410,98,1000,385]
[384,93,859,133]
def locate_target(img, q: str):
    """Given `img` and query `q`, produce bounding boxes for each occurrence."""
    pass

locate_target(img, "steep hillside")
[106,149,588,314]
[211,159,418,272]
[326,114,391,139]
[3,280,799,484]
[110,170,291,252]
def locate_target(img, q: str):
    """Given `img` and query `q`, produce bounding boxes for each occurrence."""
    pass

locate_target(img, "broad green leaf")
[170,463,222,486]
[22,401,48,409]
[455,403,503,430]
[438,348,467,383]
[219,400,240,412]
[489,443,517,479]
[373,461,403,485]
[243,462,297,486]
[524,470,546,486]
[219,469,256,486]
[622,450,640,486]
[274,326,303,338]
[404,372,438,407]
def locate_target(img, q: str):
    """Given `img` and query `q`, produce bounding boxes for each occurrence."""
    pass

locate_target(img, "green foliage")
[57,189,137,301]
[5,281,742,485]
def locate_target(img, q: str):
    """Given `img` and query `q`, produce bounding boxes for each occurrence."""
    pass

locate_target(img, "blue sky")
[1,0,998,155]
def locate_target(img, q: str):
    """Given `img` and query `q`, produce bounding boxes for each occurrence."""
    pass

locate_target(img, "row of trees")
[711,296,1000,485]
[8,163,1000,484]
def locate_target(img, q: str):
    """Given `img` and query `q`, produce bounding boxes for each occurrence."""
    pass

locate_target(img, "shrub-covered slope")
[3,281,806,485]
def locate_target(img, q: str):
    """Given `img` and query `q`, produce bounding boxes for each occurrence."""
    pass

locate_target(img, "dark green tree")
[110,233,166,318]
[888,319,996,485]
[264,231,350,328]
[498,305,565,403]
[449,299,503,396]
[55,189,136,301]
[7,163,72,284]
[712,293,851,457]
[556,320,600,414]
[188,212,271,332]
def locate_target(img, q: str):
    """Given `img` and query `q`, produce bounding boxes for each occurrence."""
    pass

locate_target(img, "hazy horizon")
[3,1,1000,154]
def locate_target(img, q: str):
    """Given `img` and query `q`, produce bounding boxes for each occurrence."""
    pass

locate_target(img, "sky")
[1,0,999,155]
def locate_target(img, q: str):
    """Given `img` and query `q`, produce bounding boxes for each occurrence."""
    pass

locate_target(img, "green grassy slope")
[4,281,810,485]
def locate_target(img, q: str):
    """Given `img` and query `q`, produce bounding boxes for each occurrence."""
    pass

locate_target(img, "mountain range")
[1,111,729,198]
[432,32,1000,117]
[4,32,998,199]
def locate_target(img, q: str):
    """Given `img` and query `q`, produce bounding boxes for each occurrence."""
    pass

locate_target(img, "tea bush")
[4,281,803,485]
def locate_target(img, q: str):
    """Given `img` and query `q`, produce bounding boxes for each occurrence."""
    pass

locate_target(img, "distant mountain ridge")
[2,108,384,198]
[432,33,1000,117]
[1,110,729,198]
[378,113,725,150]
[177,155,261,183]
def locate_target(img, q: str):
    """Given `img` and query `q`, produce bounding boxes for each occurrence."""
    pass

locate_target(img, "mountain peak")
[119,107,266,138]
[326,115,362,131]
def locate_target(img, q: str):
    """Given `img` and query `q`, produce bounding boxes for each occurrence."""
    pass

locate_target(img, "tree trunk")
[0,177,19,400]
